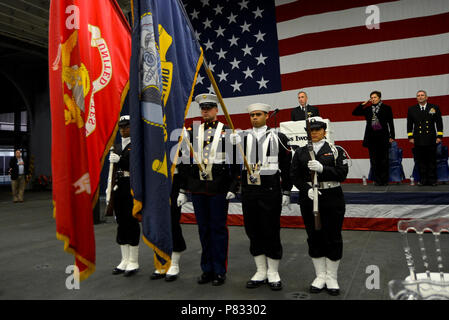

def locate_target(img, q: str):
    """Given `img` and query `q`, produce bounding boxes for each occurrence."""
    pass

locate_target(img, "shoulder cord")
[272,129,293,152]
[328,142,353,167]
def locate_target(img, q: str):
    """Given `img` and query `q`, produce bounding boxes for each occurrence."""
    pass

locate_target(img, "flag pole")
[182,127,209,177]
[201,63,253,176]
[175,0,253,175]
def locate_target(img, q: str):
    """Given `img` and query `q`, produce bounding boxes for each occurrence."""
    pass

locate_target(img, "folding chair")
[388,217,449,300]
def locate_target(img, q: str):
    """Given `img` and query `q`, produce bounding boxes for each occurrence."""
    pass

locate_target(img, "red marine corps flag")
[48,0,131,280]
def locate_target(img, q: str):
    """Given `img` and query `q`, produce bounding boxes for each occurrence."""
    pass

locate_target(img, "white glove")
[105,186,111,204]
[226,192,236,200]
[109,153,120,163]
[229,132,241,145]
[282,195,290,209]
[308,160,323,173]
[177,192,188,207]
[308,188,322,200]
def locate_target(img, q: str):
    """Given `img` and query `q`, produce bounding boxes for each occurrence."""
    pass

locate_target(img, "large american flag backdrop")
[180,0,449,230]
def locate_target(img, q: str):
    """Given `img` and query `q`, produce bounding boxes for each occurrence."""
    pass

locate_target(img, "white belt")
[244,163,279,171]
[308,181,340,189]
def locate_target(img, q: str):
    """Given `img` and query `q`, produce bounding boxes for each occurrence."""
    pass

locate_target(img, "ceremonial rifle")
[304,107,322,230]
[105,146,118,217]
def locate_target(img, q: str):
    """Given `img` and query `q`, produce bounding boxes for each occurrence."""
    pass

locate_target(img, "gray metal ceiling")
[0,0,131,51]
[0,0,132,115]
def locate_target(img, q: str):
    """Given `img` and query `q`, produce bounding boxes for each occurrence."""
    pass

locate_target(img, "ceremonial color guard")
[234,103,292,291]
[108,115,141,277]
[177,93,240,286]
[290,117,348,296]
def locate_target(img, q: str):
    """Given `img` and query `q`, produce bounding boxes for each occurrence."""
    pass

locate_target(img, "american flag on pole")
[184,0,449,182]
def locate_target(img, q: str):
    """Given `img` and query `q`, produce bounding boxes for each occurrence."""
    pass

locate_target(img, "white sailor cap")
[195,93,219,108]
[247,103,271,113]
[118,115,130,127]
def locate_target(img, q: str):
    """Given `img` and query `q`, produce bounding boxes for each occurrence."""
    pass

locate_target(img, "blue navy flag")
[183,0,281,98]
[129,0,203,272]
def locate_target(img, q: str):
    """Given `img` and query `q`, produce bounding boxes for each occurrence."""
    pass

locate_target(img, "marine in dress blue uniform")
[177,94,239,286]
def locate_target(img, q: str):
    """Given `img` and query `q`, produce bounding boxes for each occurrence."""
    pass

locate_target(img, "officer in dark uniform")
[407,90,444,186]
[291,90,320,121]
[233,103,292,291]
[108,115,141,276]
[177,93,239,286]
[290,117,348,296]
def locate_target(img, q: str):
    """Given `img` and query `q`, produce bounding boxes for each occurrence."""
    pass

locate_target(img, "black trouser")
[415,144,437,185]
[368,143,389,185]
[113,177,140,246]
[170,187,186,252]
[242,188,282,260]
[299,187,346,261]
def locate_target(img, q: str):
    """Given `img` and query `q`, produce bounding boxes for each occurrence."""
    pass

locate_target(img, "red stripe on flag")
[319,96,449,122]
[181,213,405,232]
[281,53,449,90]
[336,137,449,159]
[187,95,449,131]
[275,0,400,23]
[278,12,449,56]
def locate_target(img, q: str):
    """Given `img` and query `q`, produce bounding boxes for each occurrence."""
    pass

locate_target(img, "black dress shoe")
[309,285,325,293]
[165,274,178,282]
[197,272,213,284]
[212,274,226,286]
[246,279,266,289]
[150,272,165,280]
[326,287,340,296]
[123,268,139,277]
[269,281,282,291]
[112,267,125,275]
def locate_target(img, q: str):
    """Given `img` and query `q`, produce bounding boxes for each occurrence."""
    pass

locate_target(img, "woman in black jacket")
[352,91,395,186]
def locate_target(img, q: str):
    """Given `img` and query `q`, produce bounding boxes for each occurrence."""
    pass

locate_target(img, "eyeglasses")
[250,112,264,117]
